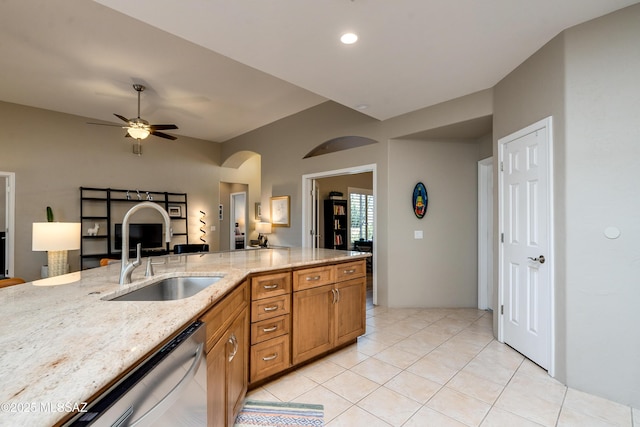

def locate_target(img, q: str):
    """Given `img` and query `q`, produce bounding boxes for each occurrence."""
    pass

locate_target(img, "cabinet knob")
[306,275,321,281]
[263,325,278,333]
[263,306,279,312]
[263,284,279,289]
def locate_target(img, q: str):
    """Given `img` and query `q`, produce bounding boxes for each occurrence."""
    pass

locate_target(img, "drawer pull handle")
[263,325,278,333]
[262,353,278,361]
[263,284,279,289]
[263,306,279,312]
[306,275,321,281]
[343,269,356,274]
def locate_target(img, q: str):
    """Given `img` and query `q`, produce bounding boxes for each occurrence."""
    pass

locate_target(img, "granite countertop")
[0,247,368,427]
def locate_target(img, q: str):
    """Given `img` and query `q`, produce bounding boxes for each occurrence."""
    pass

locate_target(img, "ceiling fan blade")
[86,122,126,128]
[114,113,131,123]
[151,131,177,140]
[150,124,178,131]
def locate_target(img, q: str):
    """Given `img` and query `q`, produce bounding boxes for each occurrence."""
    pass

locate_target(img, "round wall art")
[412,182,428,218]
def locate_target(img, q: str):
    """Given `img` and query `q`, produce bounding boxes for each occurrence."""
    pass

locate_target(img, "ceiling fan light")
[127,127,150,139]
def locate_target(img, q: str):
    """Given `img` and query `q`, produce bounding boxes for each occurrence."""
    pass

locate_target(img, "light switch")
[414,230,423,239]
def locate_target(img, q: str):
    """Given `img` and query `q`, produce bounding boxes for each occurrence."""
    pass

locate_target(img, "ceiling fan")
[89,84,179,142]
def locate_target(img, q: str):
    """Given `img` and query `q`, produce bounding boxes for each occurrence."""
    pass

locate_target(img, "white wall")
[563,5,640,407]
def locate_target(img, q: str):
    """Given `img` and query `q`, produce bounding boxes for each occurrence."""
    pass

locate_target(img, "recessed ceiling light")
[340,33,358,45]
[355,104,369,110]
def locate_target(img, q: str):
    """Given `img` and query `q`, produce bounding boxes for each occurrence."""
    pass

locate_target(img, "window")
[348,187,373,245]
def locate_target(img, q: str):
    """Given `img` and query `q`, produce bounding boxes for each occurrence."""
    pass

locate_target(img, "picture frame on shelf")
[270,195,290,227]
[168,205,182,217]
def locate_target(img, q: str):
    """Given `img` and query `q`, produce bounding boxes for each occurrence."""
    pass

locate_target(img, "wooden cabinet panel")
[334,260,366,282]
[201,282,249,353]
[251,271,291,300]
[206,334,227,427]
[293,265,334,291]
[251,294,291,322]
[292,284,334,365]
[227,309,248,424]
[251,314,290,344]
[335,277,366,346]
[201,282,249,427]
[250,335,290,382]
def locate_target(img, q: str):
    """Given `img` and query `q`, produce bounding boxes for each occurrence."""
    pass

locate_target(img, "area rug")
[234,400,324,426]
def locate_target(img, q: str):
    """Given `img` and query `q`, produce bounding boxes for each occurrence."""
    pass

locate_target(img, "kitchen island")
[0,247,369,427]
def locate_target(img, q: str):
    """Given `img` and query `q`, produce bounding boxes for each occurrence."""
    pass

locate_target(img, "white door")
[499,117,553,371]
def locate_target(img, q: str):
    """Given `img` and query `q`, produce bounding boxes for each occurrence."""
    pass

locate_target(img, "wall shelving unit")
[323,199,348,250]
[80,187,188,270]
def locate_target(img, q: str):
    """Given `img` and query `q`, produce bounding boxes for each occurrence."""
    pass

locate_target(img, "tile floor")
[247,306,639,426]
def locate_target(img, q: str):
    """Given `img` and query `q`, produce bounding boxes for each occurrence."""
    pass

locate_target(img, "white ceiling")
[0,0,637,142]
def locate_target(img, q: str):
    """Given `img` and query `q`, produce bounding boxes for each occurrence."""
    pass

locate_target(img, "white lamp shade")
[127,127,150,139]
[32,222,81,251]
[256,222,272,234]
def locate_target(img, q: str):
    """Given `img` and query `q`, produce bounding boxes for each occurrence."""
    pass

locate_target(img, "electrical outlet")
[414,230,423,239]
[210,225,216,232]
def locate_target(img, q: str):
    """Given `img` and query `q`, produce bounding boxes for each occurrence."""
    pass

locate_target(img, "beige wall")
[222,90,493,307]
[388,138,482,307]
[563,5,640,407]
[493,3,640,407]
[0,101,259,281]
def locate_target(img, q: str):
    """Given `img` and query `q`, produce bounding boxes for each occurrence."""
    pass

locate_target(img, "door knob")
[528,255,546,264]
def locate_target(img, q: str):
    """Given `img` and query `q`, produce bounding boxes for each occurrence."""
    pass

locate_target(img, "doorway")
[498,117,554,374]
[230,192,247,250]
[0,172,15,278]
[478,157,493,310]
[302,164,377,305]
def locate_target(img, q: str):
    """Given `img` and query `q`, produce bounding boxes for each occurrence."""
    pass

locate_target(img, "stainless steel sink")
[108,276,224,301]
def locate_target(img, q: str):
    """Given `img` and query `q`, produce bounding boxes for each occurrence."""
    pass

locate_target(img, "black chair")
[174,244,209,254]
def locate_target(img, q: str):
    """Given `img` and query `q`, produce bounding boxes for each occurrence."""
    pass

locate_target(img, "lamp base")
[47,250,68,277]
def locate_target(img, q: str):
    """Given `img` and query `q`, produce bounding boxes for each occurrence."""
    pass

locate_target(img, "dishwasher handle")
[129,342,204,427]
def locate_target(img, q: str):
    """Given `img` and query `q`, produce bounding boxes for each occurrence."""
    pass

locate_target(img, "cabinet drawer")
[200,282,249,353]
[250,335,290,383]
[251,294,291,322]
[293,265,334,291]
[335,260,366,282]
[251,271,291,300]
[251,314,290,344]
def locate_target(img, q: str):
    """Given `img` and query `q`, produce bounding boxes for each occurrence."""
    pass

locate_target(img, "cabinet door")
[227,308,248,425]
[206,335,227,427]
[335,277,366,346]
[292,284,334,365]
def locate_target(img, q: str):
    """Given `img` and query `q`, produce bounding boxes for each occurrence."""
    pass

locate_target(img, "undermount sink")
[108,276,224,301]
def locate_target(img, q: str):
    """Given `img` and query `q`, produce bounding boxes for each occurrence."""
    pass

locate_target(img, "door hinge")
[500,161,504,172]
[500,233,504,243]
[501,305,504,315]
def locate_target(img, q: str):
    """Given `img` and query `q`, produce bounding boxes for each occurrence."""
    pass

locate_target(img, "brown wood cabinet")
[292,260,366,365]
[248,270,292,383]
[200,282,249,427]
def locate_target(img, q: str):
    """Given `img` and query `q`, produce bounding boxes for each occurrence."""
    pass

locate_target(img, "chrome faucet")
[119,202,172,284]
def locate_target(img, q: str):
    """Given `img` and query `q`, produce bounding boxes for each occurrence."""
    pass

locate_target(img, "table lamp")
[256,222,272,247]
[32,222,81,277]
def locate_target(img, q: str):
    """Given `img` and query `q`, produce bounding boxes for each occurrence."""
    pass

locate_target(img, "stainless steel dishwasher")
[65,321,207,427]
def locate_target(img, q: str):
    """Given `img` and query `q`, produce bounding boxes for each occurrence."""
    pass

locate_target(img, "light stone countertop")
[0,247,369,427]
